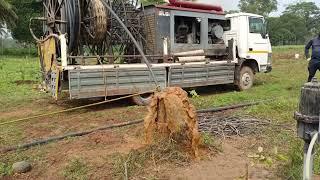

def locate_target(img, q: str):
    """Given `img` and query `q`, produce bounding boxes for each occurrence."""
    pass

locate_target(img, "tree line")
[237,0,320,46]
[0,0,320,46]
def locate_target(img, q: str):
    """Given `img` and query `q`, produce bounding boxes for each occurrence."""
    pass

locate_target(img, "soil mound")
[144,87,200,157]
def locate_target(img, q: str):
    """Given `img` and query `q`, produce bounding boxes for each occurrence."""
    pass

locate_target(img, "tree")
[9,0,41,44]
[267,13,308,45]
[238,0,277,17]
[0,0,17,27]
[141,0,165,6]
[283,2,320,34]
[225,10,240,14]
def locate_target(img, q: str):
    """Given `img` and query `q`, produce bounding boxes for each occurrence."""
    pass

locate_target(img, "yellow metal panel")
[39,37,56,72]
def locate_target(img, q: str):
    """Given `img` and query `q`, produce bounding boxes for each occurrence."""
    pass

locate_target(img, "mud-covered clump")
[144,87,200,157]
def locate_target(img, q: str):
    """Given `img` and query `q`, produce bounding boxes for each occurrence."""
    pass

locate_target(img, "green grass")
[0,147,47,177]
[111,138,191,179]
[0,46,317,179]
[0,47,38,57]
[0,56,45,111]
[272,45,304,54]
[189,46,317,179]
[62,158,89,180]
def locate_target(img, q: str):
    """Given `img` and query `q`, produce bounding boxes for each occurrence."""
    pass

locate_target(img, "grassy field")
[0,56,45,111]
[0,45,319,179]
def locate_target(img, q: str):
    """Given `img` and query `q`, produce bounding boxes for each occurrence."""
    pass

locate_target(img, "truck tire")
[132,94,152,106]
[236,66,254,91]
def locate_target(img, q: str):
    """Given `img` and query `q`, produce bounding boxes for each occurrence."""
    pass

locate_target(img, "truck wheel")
[236,66,254,91]
[132,94,152,106]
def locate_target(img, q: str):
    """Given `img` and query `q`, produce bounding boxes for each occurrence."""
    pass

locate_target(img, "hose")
[305,133,318,180]
[0,119,143,153]
[196,101,261,113]
[100,0,159,87]
[65,0,81,54]
[0,100,265,153]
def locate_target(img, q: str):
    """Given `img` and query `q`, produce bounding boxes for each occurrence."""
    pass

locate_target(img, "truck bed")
[64,61,235,99]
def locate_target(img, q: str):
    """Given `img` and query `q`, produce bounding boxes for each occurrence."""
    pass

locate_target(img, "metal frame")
[66,60,234,99]
[170,9,226,53]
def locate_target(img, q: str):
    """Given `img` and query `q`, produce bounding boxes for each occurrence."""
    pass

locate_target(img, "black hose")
[65,0,81,54]
[0,120,143,154]
[196,102,261,113]
[0,100,269,154]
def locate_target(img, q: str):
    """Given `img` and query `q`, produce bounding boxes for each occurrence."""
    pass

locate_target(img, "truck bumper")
[266,65,272,73]
[260,64,272,73]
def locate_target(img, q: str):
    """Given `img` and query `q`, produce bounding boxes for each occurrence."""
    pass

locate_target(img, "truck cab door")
[247,17,270,69]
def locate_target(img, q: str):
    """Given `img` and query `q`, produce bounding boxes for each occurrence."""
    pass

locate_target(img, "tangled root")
[144,87,200,158]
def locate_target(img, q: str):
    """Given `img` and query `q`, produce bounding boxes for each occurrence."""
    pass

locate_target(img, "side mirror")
[262,22,268,39]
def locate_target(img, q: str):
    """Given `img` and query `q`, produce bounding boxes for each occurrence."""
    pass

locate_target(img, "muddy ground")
[0,98,279,180]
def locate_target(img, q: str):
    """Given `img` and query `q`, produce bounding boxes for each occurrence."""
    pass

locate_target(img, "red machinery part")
[168,0,223,12]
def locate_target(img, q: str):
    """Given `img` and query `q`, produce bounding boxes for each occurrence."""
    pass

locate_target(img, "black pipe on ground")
[196,101,260,113]
[0,120,143,154]
[0,100,267,154]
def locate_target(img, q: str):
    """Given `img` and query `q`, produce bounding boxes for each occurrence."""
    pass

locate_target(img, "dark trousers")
[308,60,320,82]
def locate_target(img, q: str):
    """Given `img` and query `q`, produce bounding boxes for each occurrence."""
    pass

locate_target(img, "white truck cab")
[225,13,272,73]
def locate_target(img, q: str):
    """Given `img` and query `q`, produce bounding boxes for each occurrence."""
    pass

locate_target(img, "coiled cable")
[65,0,81,54]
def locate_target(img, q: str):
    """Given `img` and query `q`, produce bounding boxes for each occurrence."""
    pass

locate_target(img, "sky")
[198,0,320,16]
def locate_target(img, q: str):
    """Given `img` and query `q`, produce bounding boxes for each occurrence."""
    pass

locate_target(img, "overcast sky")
[198,0,320,16]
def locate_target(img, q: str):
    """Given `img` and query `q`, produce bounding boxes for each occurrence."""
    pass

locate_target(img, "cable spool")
[39,0,81,54]
[65,0,81,54]
[83,0,108,43]
[32,0,146,59]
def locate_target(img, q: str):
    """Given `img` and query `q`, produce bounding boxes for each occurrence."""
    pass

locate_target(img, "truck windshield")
[249,17,267,38]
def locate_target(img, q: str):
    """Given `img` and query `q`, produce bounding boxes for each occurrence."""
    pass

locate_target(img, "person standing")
[305,34,320,82]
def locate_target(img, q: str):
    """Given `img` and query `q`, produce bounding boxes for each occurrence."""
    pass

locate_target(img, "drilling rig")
[30,0,272,105]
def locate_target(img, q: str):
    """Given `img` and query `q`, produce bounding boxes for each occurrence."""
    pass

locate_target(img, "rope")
[0,98,275,153]
[0,89,155,126]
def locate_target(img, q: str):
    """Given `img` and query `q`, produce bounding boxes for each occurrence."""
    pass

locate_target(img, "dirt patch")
[145,87,200,157]
[1,97,277,179]
[4,122,277,180]
[10,125,145,180]
[169,138,275,180]
[0,108,35,120]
